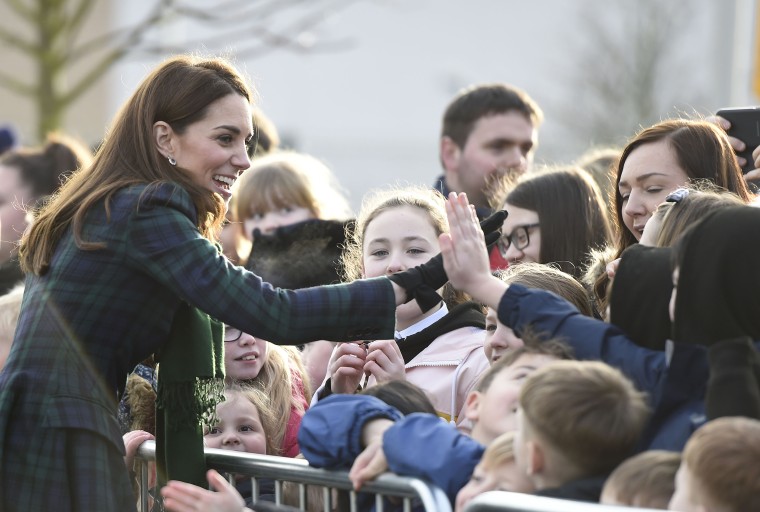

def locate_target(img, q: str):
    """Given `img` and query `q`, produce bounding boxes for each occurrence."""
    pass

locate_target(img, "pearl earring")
[168,156,177,166]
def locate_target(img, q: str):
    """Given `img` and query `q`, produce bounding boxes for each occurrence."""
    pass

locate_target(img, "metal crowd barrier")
[463,491,664,512]
[135,440,451,512]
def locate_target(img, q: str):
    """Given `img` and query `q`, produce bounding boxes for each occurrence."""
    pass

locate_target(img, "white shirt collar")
[395,303,449,340]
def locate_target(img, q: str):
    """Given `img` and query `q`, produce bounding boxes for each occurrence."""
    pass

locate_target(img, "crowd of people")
[0,53,759,512]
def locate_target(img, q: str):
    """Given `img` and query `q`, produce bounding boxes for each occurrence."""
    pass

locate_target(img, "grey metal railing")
[463,491,664,512]
[135,440,451,512]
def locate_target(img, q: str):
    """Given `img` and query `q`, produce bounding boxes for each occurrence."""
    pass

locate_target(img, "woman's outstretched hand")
[440,192,509,310]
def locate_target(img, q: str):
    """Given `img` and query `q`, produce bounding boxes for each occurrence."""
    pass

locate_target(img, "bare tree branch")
[66,0,177,63]
[65,0,98,47]
[0,26,36,53]
[5,0,36,22]
[0,70,35,96]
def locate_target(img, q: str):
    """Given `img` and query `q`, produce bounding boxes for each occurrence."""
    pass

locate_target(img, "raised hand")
[440,192,509,310]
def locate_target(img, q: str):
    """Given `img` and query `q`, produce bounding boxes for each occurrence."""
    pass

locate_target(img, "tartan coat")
[0,182,396,512]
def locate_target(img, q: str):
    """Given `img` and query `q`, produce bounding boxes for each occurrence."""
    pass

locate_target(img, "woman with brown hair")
[0,55,447,512]
[589,118,753,312]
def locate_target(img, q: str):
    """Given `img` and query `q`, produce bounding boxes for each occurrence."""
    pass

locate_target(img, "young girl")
[159,383,280,511]
[227,150,352,266]
[224,325,311,457]
[496,166,612,280]
[204,383,278,458]
[320,186,490,428]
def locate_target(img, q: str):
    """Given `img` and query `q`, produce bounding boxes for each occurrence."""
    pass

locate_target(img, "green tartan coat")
[0,182,396,511]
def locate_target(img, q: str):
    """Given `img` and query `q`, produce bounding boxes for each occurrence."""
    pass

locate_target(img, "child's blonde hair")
[224,382,279,456]
[341,186,468,305]
[481,431,516,468]
[520,360,650,477]
[602,450,680,509]
[342,186,447,281]
[241,344,311,455]
[654,183,744,247]
[496,262,594,317]
[234,151,351,224]
[683,416,760,512]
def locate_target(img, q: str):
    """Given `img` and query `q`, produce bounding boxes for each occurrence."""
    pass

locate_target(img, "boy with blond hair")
[601,450,680,509]
[454,431,533,512]
[669,417,760,512]
[514,360,650,502]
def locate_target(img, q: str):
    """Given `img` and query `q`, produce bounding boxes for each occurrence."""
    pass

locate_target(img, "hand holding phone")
[716,106,760,173]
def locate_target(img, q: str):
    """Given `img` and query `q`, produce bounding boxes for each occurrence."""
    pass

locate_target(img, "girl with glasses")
[497,166,612,282]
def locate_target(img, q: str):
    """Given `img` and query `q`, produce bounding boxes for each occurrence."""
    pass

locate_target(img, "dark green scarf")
[154,301,225,488]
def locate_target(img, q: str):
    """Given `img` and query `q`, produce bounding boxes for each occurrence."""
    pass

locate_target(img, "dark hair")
[361,380,437,415]
[20,55,252,275]
[503,167,613,279]
[248,106,280,158]
[0,133,92,200]
[441,83,543,149]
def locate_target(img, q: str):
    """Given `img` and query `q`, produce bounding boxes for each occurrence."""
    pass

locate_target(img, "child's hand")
[364,339,405,384]
[162,469,251,512]
[441,193,507,309]
[349,438,389,491]
[123,429,154,472]
[327,342,367,394]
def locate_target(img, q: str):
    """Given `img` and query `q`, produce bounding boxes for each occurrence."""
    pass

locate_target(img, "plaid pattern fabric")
[0,182,396,511]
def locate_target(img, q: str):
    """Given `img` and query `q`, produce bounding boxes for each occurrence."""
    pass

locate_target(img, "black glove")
[388,210,507,312]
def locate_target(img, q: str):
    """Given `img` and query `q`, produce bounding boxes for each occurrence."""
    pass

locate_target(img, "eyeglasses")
[224,326,243,342]
[497,223,540,257]
[665,188,690,204]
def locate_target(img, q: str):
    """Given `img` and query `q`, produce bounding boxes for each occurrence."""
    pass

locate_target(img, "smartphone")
[716,106,760,173]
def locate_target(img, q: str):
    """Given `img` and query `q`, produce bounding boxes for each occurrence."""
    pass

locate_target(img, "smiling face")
[362,204,441,328]
[204,392,268,454]
[618,140,689,240]
[156,93,253,202]
[224,328,270,381]
[466,353,559,445]
[484,307,525,364]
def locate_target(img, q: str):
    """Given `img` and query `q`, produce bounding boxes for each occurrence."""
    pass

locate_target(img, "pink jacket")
[367,325,489,430]
[403,326,489,430]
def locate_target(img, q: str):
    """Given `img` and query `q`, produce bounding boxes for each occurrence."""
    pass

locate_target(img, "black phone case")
[716,106,760,173]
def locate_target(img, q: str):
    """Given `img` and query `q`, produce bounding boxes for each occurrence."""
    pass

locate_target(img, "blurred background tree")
[0,0,361,141]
